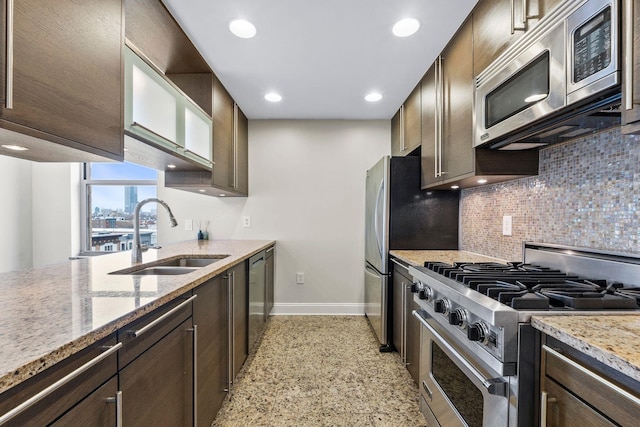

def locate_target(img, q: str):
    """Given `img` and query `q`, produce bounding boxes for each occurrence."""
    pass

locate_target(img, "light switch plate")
[296,272,304,284]
[502,215,512,236]
[184,219,193,231]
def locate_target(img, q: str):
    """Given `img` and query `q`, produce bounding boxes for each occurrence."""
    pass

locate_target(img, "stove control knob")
[434,298,451,315]
[418,285,433,301]
[467,322,490,344]
[410,282,420,293]
[448,308,468,328]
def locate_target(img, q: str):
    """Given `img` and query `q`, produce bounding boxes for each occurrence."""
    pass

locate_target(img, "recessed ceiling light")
[198,189,207,193]
[219,194,226,197]
[265,92,282,102]
[477,179,488,184]
[167,164,177,169]
[365,92,383,102]
[392,18,421,37]
[451,185,460,189]
[229,19,256,39]
[1,144,28,151]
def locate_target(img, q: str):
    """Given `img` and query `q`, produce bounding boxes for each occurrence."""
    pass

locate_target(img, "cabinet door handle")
[433,60,439,178]
[233,103,238,189]
[400,104,405,151]
[5,0,14,109]
[540,391,557,427]
[131,121,179,147]
[624,0,634,111]
[0,343,122,425]
[227,271,234,388]
[106,390,123,427]
[128,295,197,338]
[436,56,444,177]
[189,325,198,427]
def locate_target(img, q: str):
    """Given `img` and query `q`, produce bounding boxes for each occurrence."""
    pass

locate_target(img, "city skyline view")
[89,162,158,214]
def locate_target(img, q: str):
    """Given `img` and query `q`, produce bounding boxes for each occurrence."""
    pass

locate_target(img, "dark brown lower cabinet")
[50,377,119,427]
[193,276,228,427]
[120,317,194,427]
[541,337,640,427]
[391,259,419,385]
[228,262,248,382]
[0,335,118,427]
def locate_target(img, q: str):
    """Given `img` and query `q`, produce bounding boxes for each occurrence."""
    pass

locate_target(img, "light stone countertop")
[390,250,506,267]
[0,239,274,395]
[531,315,640,383]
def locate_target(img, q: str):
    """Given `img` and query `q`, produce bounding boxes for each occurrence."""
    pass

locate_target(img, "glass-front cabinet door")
[124,47,212,168]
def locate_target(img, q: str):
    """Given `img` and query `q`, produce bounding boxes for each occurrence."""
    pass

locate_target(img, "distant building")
[125,186,138,214]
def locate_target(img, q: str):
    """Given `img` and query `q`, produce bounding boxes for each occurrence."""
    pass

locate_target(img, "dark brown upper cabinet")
[472,0,563,77]
[421,16,539,190]
[0,0,124,162]
[391,83,422,156]
[622,0,640,134]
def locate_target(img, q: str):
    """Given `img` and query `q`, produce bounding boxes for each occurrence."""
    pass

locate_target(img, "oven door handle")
[412,310,508,397]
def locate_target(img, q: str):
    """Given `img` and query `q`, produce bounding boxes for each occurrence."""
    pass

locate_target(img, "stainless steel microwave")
[474,0,620,149]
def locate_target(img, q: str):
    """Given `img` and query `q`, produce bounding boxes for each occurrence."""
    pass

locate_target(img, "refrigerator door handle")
[373,179,385,258]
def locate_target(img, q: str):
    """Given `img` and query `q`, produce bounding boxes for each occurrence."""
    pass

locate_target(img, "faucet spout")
[132,198,178,263]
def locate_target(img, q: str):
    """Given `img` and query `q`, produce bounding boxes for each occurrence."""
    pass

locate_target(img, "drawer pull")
[0,343,122,425]
[128,295,197,338]
[542,345,640,407]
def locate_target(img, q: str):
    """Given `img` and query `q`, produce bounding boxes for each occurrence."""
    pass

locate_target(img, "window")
[81,162,158,254]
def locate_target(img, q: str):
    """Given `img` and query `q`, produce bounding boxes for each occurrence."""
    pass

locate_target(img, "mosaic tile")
[461,129,640,260]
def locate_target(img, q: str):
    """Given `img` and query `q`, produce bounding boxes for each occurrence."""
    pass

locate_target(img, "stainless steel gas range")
[410,242,640,427]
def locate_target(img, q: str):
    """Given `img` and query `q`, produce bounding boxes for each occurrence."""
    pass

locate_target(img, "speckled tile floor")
[212,316,427,427]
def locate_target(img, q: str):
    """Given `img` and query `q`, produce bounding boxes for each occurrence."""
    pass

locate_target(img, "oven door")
[414,311,510,427]
[474,16,565,147]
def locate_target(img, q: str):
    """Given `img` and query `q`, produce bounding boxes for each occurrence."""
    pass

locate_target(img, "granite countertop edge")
[0,239,275,395]
[531,315,640,383]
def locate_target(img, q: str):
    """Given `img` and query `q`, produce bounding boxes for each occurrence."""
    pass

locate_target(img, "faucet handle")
[140,244,149,253]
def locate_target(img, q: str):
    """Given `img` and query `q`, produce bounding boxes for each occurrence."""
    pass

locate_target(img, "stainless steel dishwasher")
[248,251,266,351]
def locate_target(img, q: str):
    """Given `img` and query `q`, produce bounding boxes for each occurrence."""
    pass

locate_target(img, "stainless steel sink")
[155,256,227,268]
[129,266,199,275]
[110,254,229,276]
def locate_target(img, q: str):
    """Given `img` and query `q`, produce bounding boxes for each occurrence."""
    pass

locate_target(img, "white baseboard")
[271,303,365,316]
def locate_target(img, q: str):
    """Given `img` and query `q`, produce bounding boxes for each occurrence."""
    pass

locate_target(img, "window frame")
[80,163,158,255]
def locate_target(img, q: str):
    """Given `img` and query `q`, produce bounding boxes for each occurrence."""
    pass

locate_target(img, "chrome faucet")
[132,198,178,263]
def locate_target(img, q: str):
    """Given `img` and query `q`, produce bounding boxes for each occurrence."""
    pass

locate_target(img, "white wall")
[0,156,80,273]
[0,156,33,272]
[159,120,390,314]
[32,163,81,268]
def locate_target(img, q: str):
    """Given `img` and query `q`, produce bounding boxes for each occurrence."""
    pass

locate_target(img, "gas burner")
[420,261,640,311]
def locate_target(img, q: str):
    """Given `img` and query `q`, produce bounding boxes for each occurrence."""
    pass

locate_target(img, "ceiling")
[162,0,479,120]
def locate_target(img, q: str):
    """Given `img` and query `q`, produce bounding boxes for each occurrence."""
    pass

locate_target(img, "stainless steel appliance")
[364,156,458,351]
[475,0,621,150]
[248,251,266,352]
[410,242,640,426]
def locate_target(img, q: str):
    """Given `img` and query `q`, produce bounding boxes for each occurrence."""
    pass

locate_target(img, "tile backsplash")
[460,128,640,261]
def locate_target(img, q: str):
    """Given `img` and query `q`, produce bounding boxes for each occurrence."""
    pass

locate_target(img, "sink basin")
[155,256,228,268]
[129,266,199,275]
[110,254,229,276]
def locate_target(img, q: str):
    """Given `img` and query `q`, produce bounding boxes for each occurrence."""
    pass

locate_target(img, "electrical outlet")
[242,216,251,228]
[296,272,304,284]
[502,215,512,236]
[184,219,193,231]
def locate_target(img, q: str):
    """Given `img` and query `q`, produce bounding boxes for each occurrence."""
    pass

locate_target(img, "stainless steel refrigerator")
[364,156,459,351]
